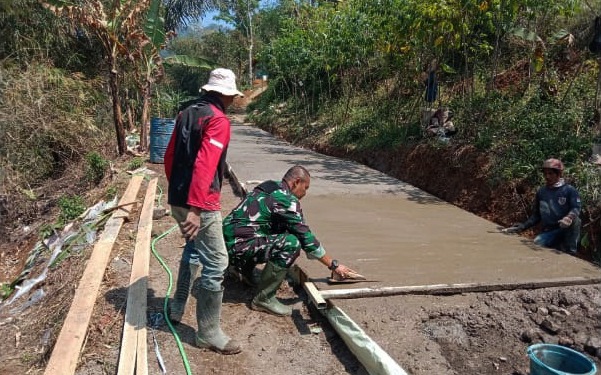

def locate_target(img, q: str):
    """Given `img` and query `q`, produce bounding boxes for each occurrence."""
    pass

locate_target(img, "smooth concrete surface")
[228,122,412,195]
[226,120,601,291]
[300,195,600,290]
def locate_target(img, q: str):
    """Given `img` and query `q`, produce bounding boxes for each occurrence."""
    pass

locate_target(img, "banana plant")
[137,0,167,151]
[137,0,216,150]
[41,0,154,155]
[41,0,214,153]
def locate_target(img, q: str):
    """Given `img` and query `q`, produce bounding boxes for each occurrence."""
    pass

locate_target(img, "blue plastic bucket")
[149,117,175,164]
[528,344,597,375]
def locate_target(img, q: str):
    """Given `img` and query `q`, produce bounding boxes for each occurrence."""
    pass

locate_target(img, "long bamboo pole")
[319,276,601,300]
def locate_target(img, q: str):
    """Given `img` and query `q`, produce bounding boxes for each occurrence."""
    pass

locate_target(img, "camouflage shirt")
[223,180,326,259]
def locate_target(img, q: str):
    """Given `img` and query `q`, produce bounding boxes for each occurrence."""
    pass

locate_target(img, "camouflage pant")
[228,233,302,269]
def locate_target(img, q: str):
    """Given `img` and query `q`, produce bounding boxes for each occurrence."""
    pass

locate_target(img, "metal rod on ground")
[102,201,137,214]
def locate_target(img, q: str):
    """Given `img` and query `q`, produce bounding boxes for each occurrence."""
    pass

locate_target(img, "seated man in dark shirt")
[503,158,581,254]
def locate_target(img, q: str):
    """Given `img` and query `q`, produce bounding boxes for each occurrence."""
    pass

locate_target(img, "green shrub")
[39,222,62,240]
[127,157,145,171]
[0,283,13,300]
[58,195,86,225]
[105,185,118,199]
[152,87,192,118]
[85,152,108,184]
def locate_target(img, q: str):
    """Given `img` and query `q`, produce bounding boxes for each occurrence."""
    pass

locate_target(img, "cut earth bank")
[260,118,600,263]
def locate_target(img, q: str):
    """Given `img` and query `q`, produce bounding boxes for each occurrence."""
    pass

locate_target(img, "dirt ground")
[0,102,600,374]
[0,162,365,375]
[74,164,365,375]
[335,286,601,374]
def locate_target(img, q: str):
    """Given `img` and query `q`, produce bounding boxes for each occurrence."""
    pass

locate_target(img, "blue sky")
[199,0,279,27]
[199,10,225,27]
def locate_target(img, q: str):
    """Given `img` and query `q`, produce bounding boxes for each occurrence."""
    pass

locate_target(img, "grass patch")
[127,157,145,171]
[85,152,109,184]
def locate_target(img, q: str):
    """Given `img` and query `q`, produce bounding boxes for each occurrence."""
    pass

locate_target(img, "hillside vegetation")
[245,0,601,261]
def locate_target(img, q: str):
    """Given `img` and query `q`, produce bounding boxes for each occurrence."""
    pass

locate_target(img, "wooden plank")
[135,179,155,375]
[319,276,601,300]
[117,178,156,375]
[136,330,148,375]
[44,175,143,375]
[290,265,327,309]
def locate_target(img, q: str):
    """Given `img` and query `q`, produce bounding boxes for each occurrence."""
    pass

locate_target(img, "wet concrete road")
[226,119,601,291]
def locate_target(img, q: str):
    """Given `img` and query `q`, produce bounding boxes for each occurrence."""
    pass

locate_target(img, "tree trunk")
[139,79,151,152]
[125,88,134,131]
[109,64,126,155]
[126,104,134,131]
[247,1,254,85]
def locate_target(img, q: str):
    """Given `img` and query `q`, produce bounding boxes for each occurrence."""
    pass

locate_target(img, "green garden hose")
[150,224,193,375]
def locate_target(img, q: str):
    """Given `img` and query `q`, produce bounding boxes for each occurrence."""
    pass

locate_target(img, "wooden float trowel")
[327,270,377,284]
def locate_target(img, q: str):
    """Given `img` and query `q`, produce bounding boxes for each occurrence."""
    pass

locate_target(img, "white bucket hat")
[201,68,244,97]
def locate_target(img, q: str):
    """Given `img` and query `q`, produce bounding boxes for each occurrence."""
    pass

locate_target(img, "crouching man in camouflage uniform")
[223,165,355,316]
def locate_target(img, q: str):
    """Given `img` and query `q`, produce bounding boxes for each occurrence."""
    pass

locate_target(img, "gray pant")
[172,206,229,291]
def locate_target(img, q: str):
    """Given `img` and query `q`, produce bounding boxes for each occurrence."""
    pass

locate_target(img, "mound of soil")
[336,285,601,374]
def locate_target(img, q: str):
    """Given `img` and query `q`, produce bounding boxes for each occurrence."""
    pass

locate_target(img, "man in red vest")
[164,68,243,355]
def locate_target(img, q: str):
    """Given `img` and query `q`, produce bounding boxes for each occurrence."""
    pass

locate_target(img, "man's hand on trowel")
[332,264,357,279]
[319,254,363,280]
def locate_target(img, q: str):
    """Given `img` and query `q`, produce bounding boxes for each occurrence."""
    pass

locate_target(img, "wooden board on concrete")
[319,276,601,300]
[44,175,143,375]
[117,178,157,375]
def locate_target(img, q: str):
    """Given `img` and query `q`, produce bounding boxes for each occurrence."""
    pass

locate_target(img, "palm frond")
[163,0,220,32]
